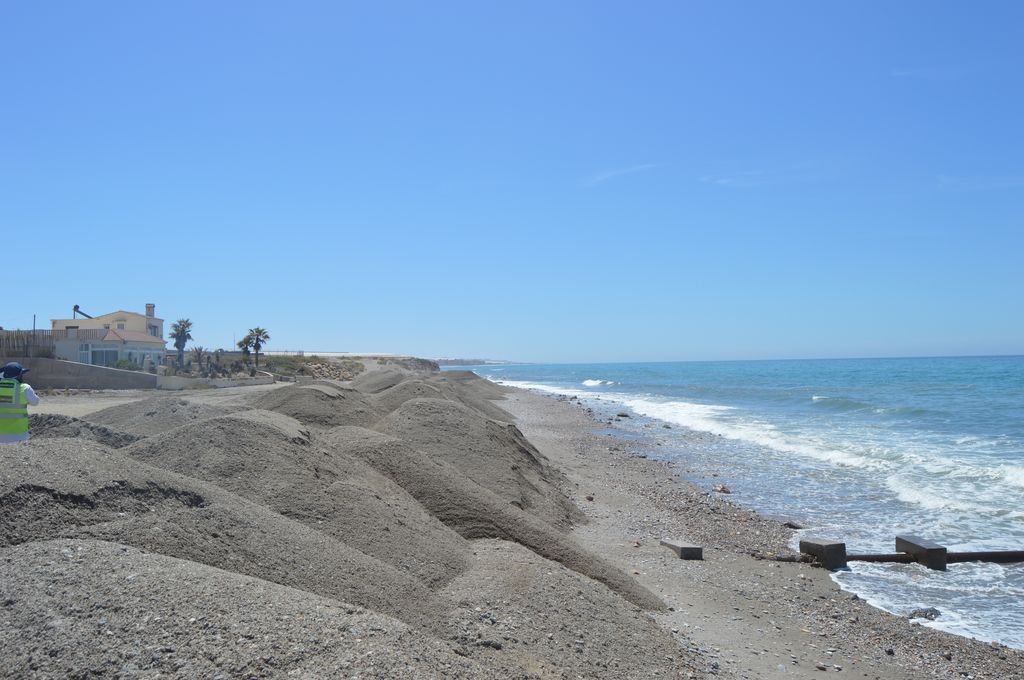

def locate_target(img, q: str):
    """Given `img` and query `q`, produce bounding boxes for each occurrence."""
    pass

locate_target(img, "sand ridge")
[3,370,697,677]
[253,383,383,428]
[85,395,233,436]
[376,397,585,531]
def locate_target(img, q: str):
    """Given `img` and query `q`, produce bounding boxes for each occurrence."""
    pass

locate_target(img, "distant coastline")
[435,358,513,366]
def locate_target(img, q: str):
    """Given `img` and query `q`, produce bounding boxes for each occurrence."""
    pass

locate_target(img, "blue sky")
[3,2,1022,362]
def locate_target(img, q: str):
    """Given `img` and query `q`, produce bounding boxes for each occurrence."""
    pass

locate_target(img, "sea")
[454,356,1024,648]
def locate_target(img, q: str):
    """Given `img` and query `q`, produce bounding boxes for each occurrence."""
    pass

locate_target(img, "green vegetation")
[169,319,193,368]
[239,328,270,368]
[261,354,365,380]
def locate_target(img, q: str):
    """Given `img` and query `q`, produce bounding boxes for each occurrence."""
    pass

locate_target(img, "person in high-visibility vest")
[0,362,40,443]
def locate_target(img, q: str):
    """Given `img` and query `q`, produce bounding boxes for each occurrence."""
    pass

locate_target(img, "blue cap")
[1,362,28,379]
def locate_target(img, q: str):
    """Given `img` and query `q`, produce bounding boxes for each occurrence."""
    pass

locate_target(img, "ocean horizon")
[456,355,1024,648]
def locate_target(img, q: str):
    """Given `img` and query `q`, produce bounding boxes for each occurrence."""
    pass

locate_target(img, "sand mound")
[377,398,584,530]
[0,438,449,629]
[29,413,142,448]
[0,540,490,678]
[414,371,514,421]
[443,540,691,677]
[84,395,231,436]
[351,366,412,393]
[438,370,509,397]
[253,384,382,428]
[308,378,351,389]
[431,371,509,405]
[321,427,662,610]
[372,379,445,414]
[125,412,470,587]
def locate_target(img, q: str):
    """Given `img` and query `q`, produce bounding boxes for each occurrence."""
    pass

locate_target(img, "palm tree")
[169,319,193,368]
[236,337,252,364]
[191,345,207,368]
[246,327,270,368]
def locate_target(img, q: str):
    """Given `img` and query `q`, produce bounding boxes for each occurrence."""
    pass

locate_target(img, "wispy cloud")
[698,170,769,188]
[585,163,658,186]
[697,161,831,189]
[891,67,968,81]
[937,174,1024,191]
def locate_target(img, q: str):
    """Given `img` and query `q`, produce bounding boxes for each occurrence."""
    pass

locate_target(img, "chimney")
[146,303,155,318]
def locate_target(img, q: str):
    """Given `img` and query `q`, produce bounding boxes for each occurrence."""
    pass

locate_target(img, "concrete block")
[798,538,847,570]
[896,535,947,571]
[660,539,703,560]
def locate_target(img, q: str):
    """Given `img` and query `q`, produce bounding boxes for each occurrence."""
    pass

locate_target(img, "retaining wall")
[156,375,275,390]
[7,358,158,390]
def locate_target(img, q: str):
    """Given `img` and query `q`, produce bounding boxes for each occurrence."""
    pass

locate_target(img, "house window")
[91,349,119,367]
[148,325,159,337]
[103,324,110,329]
[117,323,125,330]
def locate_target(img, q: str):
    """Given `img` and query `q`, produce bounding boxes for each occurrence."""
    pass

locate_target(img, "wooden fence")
[0,329,108,358]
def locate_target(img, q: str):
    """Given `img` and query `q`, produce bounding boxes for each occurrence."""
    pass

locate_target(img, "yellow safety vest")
[0,378,30,442]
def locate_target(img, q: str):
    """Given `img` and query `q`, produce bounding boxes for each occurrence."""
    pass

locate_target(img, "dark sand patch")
[29,413,142,448]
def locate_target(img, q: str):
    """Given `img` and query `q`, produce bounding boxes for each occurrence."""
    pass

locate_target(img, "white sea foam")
[999,465,1024,489]
[490,379,583,397]
[884,475,987,513]
[616,396,877,468]
[497,378,880,469]
[494,360,1024,648]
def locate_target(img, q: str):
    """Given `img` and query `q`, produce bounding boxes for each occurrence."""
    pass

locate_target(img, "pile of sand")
[377,398,584,530]
[28,413,142,448]
[124,412,469,587]
[3,370,692,677]
[253,384,381,428]
[350,366,411,393]
[0,540,490,678]
[442,539,686,675]
[0,438,447,630]
[426,370,514,421]
[319,426,661,610]
[84,396,231,436]
[371,379,445,414]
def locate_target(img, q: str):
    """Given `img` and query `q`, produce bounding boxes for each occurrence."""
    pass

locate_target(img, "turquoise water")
[459,356,1024,647]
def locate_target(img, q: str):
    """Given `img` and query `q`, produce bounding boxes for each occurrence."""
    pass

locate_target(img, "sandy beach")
[2,365,1021,678]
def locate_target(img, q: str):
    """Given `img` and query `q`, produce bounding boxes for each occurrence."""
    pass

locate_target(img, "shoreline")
[3,365,1022,678]
[498,382,1024,679]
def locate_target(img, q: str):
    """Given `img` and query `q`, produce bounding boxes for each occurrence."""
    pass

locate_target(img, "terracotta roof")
[103,329,167,346]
